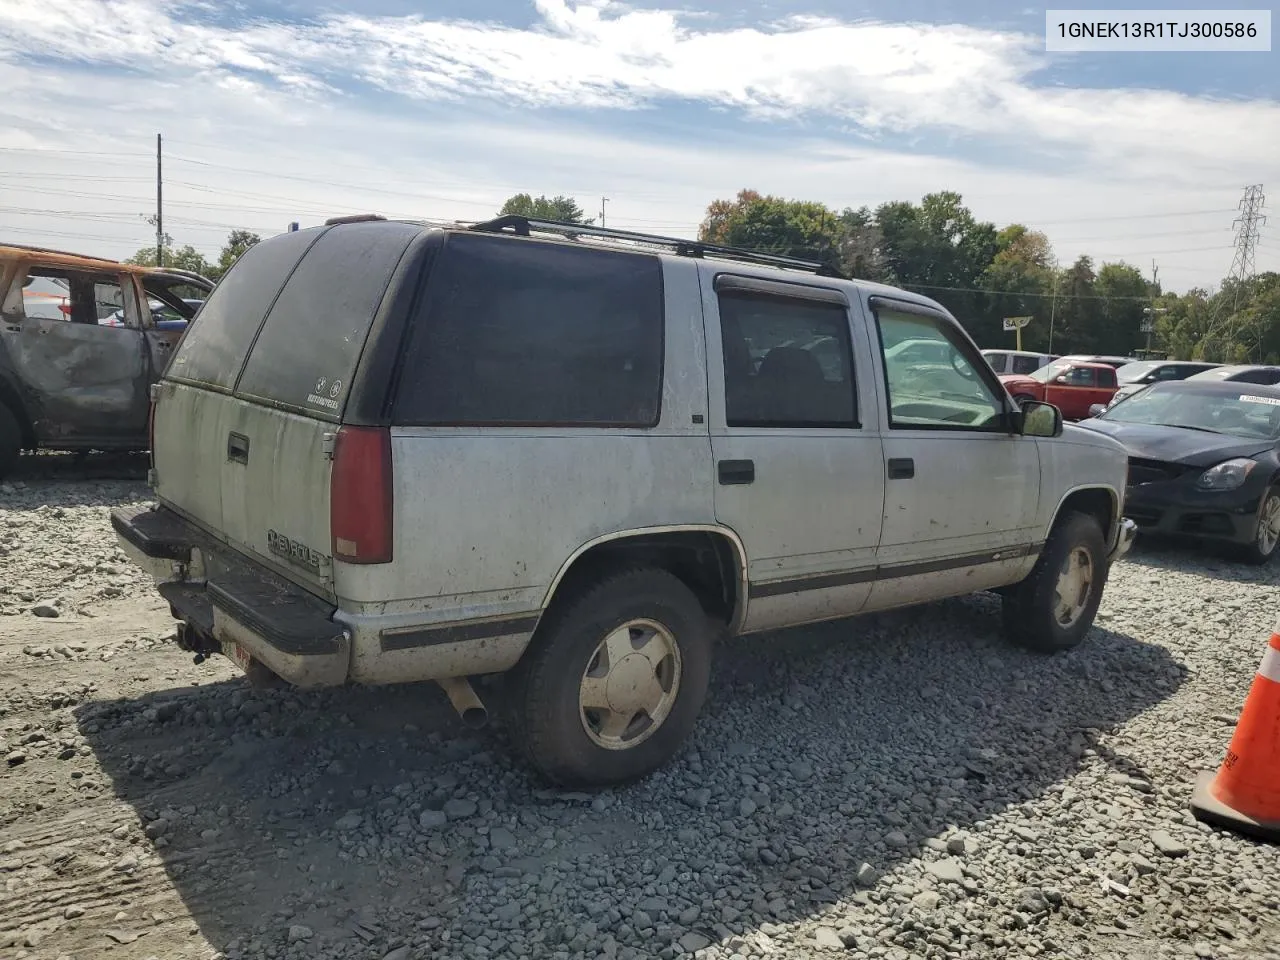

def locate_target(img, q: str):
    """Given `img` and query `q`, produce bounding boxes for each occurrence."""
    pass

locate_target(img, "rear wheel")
[509,568,713,787]
[0,404,22,480]
[1002,511,1108,653]
[1236,487,1280,565]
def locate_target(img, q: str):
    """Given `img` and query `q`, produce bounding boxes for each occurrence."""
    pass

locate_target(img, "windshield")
[1028,359,1072,383]
[1115,361,1160,383]
[1186,367,1238,381]
[1101,387,1280,440]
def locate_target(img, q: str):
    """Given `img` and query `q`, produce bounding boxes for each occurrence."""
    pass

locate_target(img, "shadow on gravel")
[5,450,149,483]
[76,592,1187,959]
[1120,536,1279,586]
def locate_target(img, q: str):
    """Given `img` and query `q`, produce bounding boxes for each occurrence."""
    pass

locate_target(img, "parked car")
[1079,380,1280,563]
[0,243,213,477]
[1057,354,1135,370]
[999,358,1119,420]
[1186,364,1280,386]
[103,297,204,331]
[111,215,1135,786]
[981,349,1059,376]
[1088,362,1279,418]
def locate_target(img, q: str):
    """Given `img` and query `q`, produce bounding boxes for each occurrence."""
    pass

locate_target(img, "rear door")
[700,269,885,633]
[155,222,420,596]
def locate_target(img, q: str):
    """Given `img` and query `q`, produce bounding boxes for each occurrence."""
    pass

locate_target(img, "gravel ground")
[2,454,1279,960]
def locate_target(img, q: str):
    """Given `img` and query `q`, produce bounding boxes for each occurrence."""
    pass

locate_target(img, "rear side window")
[984,352,1008,371]
[166,229,317,389]
[393,233,664,426]
[236,222,418,420]
[1011,354,1042,375]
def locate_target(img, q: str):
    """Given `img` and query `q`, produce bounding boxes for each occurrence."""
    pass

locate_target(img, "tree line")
[129,190,1278,365]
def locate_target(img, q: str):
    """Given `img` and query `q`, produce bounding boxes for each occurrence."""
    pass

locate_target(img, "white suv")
[113,215,1136,785]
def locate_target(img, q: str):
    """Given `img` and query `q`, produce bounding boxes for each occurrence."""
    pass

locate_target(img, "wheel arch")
[0,377,36,449]
[1047,484,1119,548]
[540,525,750,635]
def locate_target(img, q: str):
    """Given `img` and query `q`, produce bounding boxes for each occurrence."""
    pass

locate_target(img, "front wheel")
[1236,487,1280,565]
[508,568,713,787]
[1002,512,1108,653]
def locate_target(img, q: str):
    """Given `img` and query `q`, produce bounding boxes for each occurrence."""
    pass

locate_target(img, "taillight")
[330,426,393,564]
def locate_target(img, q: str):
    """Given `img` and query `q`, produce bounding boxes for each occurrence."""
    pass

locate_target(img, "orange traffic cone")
[1190,618,1280,842]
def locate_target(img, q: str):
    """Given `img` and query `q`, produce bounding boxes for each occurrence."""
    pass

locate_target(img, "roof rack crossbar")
[466,216,845,278]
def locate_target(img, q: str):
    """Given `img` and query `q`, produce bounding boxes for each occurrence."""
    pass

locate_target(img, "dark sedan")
[1078,380,1280,564]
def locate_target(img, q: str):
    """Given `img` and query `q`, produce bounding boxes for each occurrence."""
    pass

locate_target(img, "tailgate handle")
[718,459,755,485]
[887,457,915,480]
[227,432,250,465]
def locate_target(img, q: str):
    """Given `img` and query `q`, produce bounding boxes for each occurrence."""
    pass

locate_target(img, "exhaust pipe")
[437,676,489,729]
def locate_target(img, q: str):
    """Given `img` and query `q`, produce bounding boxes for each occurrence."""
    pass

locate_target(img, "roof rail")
[324,214,387,226]
[467,216,846,278]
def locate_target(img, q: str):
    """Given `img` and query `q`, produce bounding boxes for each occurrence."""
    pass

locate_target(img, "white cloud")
[0,0,1275,290]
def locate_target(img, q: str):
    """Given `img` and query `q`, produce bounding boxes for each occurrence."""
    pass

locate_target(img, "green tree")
[499,193,594,224]
[978,225,1056,351]
[126,240,214,278]
[698,189,846,269]
[1093,263,1151,356]
[215,230,261,279]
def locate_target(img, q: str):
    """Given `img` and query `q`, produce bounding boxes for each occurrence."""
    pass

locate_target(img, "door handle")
[718,459,755,485]
[227,431,250,465]
[887,457,915,480]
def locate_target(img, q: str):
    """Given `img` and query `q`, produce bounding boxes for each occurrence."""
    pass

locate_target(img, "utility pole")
[600,197,609,228]
[1146,260,1159,357]
[1047,274,1059,353]
[155,133,164,267]
[1227,184,1266,360]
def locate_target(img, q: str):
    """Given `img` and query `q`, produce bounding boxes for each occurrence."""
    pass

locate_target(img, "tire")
[0,404,22,481]
[508,568,714,787]
[1235,486,1280,566]
[1002,511,1108,653]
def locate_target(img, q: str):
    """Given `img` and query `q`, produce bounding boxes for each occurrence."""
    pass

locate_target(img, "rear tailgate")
[154,221,421,597]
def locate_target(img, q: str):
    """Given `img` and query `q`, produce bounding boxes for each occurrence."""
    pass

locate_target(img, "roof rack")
[467,215,845,278]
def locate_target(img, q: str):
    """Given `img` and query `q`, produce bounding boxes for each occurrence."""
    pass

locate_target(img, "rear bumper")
[111,505,350,688]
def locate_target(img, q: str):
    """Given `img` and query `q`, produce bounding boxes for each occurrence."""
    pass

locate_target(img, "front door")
[700,269,885,634]
[0,264,148,444]
[867,298,1042,611]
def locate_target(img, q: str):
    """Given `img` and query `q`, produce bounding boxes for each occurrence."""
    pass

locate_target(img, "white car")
[112,215,1136,785]
[982,349,1059,376]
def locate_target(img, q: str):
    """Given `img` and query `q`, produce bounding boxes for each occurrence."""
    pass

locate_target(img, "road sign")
[1003,316,1033,351]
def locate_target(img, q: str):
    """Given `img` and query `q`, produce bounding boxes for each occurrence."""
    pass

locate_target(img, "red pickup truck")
[999,360,1118,421]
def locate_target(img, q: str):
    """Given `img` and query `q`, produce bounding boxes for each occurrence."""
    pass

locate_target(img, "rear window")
[166,229,318,390]
[393,233,664,427]
[235,222,418,420]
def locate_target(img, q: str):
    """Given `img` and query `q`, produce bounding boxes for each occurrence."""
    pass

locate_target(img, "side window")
[876,306,1004,430]
[1011,354,1042,375]
[167,229,318,390]
[1098,369,1117,388]
[394,234,664,426]
[984,352,1008,372]
[717,290,857,427]
[18,269,132,329]
[1064,367,1096,386]
[1154,365,1183,381]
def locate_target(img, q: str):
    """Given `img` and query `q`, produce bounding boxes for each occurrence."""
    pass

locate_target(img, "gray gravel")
[1,460,1279,960]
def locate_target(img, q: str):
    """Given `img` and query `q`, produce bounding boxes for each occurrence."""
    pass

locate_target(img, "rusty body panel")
[0,242,214,468]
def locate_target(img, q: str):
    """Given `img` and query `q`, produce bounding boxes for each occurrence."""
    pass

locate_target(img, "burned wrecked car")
[0,243,213,477]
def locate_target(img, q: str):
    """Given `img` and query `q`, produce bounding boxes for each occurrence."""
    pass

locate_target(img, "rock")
[418,810,447,830]
[382,948,411,960]
[631,909,653,930]
[912,891,942,911]
[64,905,86,919]
[678,906,700,925]
[444,798,478,820]
[947,835,969,855]
[5,751,26,767]
[855,862,878,887]
[1151,830,1189,858]
[926,859,964,883]
[679,931,710,952]
[789,761,814,781]
[31,604,60,618]
[287,925,313,942]
[494,902,520,922]
[884,830,908,848]
[489,826,516,850]
[334,812,363,831]
[739,798,757,817]
[813,927,844,950]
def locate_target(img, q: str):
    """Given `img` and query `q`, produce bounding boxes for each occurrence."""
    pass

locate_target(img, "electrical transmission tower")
[1204,185,1266,360]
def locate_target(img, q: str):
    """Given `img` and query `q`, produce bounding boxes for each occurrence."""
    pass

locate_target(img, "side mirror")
[1019,400,1063,438]
[1053,375,1069,384]
[1087,403,1108,418]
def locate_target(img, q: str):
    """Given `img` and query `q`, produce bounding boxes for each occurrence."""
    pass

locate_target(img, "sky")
[0,0,1277,293]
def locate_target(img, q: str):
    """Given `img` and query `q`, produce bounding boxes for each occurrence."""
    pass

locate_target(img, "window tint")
[876,307,1003,430]
[167,229,318,390]
[984,352,1008,372]
[1063,367,1096,386]
[236,222,418,420]
[394,234,663,426]
[717,290,856,427]
[1011,354,1042,375]
[1238,368,1280,385]
[1099,368,1117,387]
